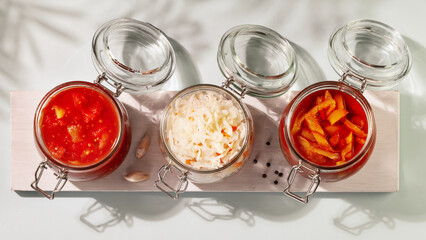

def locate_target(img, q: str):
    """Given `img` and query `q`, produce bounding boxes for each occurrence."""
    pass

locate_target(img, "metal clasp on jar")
[31,161,68,200]
[222,77,248,99]
[94,73,126,97]
[283,160,320,204]
[339,71,368,93]
[155,164,189,199]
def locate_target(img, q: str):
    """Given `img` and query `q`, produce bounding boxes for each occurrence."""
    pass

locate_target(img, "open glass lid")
[217,24,298,98]
[328,19,411,91]
[92,18,175,95]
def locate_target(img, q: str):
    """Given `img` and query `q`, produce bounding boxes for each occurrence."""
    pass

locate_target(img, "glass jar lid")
[217,25,298,98]
[328,19,411,90]
[92,18,175,94]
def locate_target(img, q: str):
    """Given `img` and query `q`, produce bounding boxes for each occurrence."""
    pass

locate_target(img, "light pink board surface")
[10,90,399,192]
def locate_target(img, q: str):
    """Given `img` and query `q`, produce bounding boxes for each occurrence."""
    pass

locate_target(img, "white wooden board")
[10,90,399,193]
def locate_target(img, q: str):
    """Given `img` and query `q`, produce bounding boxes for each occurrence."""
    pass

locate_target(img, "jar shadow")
[315,36,426,235]
[77,193,187,232]
[182,192,315,226]
[289,41,327,90]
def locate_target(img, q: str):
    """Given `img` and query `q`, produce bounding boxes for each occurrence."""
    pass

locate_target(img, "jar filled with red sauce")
[32,18,175,199]
[279,19,411,203]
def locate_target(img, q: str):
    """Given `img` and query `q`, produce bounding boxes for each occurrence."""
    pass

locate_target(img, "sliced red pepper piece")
[313,148,339,160]
[297,136,326,164]
[341,132,353,161]
[334,93,345,110]
[329,133,340,147]
[350,115,365,129]
[355,136,366,145]
[343,118,367,138]
[324,125,342,136]
[308,99,336,116]
[327,109,349,125]
[324,90,333,101]
[291,109,306,135]
[301,128,316,142]
[315,96,324,105]
[304,114,325,135]
[304,114,333,151]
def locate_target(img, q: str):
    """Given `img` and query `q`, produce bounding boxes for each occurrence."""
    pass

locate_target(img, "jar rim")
[159,84,251,174]
[217,24,298,98]
[328,19,411,90]
[34,81,125,171]
[283,81,376,171]
[92,18,175,93]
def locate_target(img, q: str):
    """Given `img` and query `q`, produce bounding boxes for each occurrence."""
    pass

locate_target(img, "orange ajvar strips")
[292,90,368,166]
[343,118,367,138]
[327,109,349,125]
[334,93,345,109]
[304,114,333,151]
[307,98,336,116]
[297,136,326,164]
[291,109,306,136]
[340,132,354,161]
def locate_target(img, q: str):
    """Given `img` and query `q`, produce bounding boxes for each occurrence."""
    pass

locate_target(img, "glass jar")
[31,18,175,199]
[279,19,411,203]
[155,24,298,199]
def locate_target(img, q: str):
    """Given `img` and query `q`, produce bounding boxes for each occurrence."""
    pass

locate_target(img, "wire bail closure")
[155,164,189,199]
[283,161,320,204]
[31,161,68,200]
[222,77,248,99]
[338,71,368,93]
[94,73,125,97]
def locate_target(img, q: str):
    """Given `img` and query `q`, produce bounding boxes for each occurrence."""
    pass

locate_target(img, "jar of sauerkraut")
[156,25,298,199]
[31,18,175,199]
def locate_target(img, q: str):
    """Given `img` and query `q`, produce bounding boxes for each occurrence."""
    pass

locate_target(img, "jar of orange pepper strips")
[279,19,411,203]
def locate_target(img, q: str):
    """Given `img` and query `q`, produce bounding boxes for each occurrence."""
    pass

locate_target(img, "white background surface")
[2,0,426,239]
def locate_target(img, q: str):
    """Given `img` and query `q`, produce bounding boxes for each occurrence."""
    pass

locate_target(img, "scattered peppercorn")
[253,159,258,164]
[274,180,278,185]
[266,162,271,167]
[262,174,267,178]
[266,141,271,146]
[279,172,283,177]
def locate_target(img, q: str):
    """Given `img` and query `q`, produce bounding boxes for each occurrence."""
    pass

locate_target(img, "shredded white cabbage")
[166,90,247,170]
